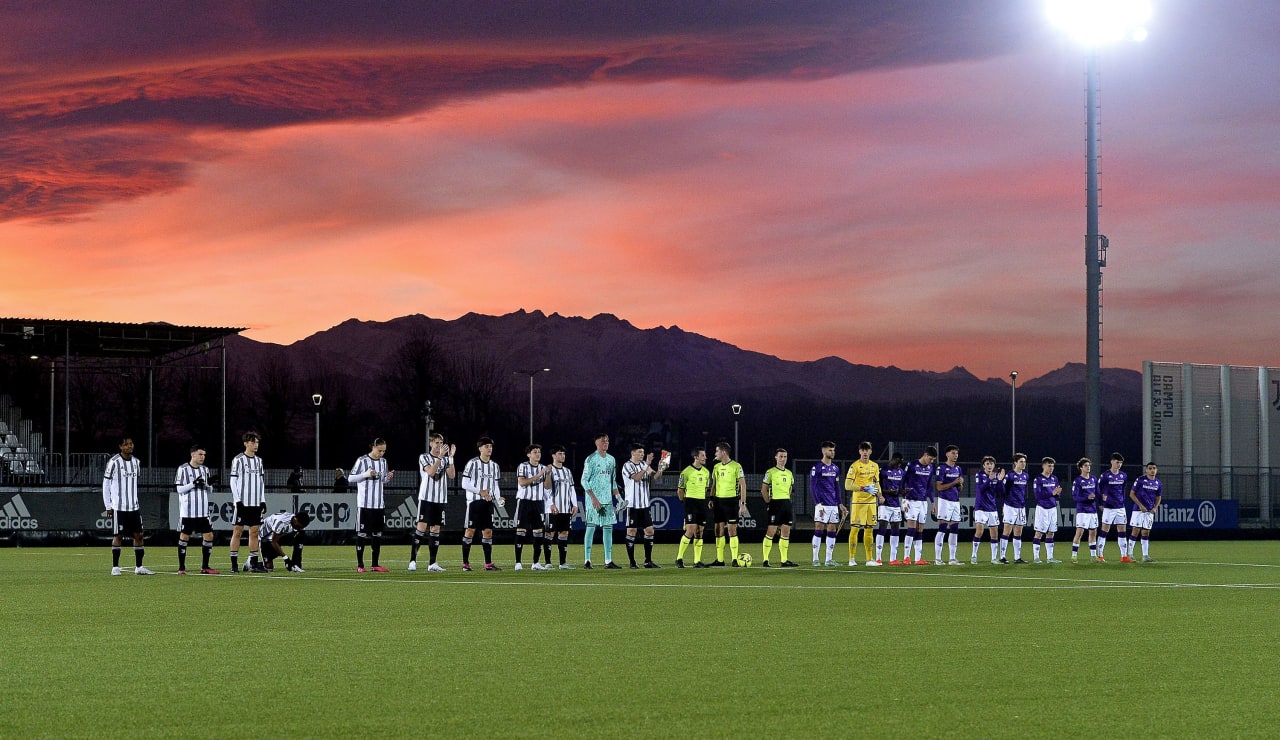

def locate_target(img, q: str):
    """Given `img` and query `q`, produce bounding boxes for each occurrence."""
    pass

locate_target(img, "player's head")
[820,441,835,459]
[334,468,344,478]
[369,437,387,458]
[189,444,206,464]
[774,448,788,466]
[526,443,542,459]
[594,433,609,452]
[858,441,872,459]
[715,442,732,461]
[981,455,995,470]
[549,444,566,463]
[1013,452,1027,466]
[1077,457,1091,473]
[477,436,494,456]
[1110,452,1124,470]
[630,443,645,460]
[429,432,445,451]
[1041,457,1056,472]
[292,511,312,529]
[944,445,959,461]
[691,447,706,466]
[889,452,904,468]
[923,446,938,461]
[118,437,134,456]
[1145,462,1158,476]
[242,431,260,443]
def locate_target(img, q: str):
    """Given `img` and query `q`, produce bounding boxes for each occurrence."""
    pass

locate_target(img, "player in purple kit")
[876,452,906,565]
[998,453,1030,564]
[809,442,846,566]
[1128,462,1163,562]
[900,446,937,565]
[970,456,1004,564]
[933,445,964,565]
[1030,457,1062,564]
[1097,452,1130,562]
[1070,458,1100,563]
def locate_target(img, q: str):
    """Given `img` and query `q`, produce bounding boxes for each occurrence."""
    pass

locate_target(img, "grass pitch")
[3,540,1279,738]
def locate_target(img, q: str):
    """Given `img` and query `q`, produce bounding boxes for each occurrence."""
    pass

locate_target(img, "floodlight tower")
[1047,0,1150,465]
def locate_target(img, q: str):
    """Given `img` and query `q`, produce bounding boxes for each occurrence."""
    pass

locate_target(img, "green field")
[3,541,1279,738]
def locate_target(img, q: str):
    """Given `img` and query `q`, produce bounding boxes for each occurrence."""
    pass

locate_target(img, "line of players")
[102,429,1165,576]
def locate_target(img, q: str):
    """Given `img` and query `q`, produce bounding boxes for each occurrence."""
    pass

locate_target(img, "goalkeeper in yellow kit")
[844,441,882,566]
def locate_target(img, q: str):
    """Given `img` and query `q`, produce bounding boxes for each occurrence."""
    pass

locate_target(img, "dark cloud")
[0,1,1034,221]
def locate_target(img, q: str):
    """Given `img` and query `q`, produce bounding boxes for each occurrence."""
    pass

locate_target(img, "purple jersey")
[1072,475,1099,514]
[974,472,1001,512]
[1098,470,1128,508]
[809,461,842,506]
[881,466,905,508]
[1004,470,1029,508]
[903,460,936,502]
[936,464,963,502]
[1032,474,1060,508]
[1131,476,1163,509]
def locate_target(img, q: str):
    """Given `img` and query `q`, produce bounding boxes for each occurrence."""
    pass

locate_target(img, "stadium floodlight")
[1047,0,1151,465]
[1009,371,1018,459]
[311,393,322,489]
[514,368,551,446]
[1046,0,1151,46]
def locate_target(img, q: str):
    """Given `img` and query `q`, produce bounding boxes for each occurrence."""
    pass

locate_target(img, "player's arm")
[102,461,116,512]
[844,465,856,492]
[262,531,285,558]
[518,463,541,486]
[676,471,687,502]
[230,457,244,504]
[736,469,747,509]
[760,475,772,504]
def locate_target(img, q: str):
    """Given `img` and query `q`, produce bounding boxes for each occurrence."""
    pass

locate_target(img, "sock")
[990,538,999,562]
[201,540,211,569]
[112,546,121,567]
[716,535,726,562]
[903,533,914,560]
[678,535,691,561]
[482,538,493,564]
[643,533,654,563]
[848,530,858,562]
[812,534,821,560]
[824,535,837,562]
[371,544,381,567]
[461,536,472,565]
[532,532,543,564]
[693,537,704,563]
[411,530,423,561]
[874,529,885,561]
[292,543,304,568]
[1013,538,1022,559]
[729,535,739,561]
[1089,542,1097,556]
[1098,532,1108,556]
[177,540,188,570]
[947,529,958,560]
[889,533,899,561]
[1072,543,1080,554]
[779,536,790,562]
[558,537,568,565]
[134,547,145,568]
[914,538,923,560]
[429,534,440,565]
[999,535,1008,559]
[626,535,637,565]
[230,551,240,570]
[1046,541,1055,559]
[544,533,554,563]
[584,525,595,562]
[1032,537,1041,560]
[1141,535,1150,556]
[863,529,874,561]
[971,539,980,559]
[356,541,366,568]
[602,526,613,563]
[515,531,526,564]
[934,531,944,561]
[762,535,774,562]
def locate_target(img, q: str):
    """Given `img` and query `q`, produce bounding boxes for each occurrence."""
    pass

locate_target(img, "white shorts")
[814,504,841,525]
[974,510,1000,527]
[1075,512,1099,529]
[1002,504,1027,527]
[1101,508,1127,526]
[1129,510,1154,530]
[904,500,930,524]
[1034,506,1059,533]
[877,505,903,523]
[935,499,961,522]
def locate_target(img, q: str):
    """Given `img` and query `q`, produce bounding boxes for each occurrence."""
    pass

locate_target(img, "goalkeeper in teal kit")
[580,432,621,569]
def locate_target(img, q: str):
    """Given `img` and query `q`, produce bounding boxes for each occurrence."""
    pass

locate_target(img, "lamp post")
[1047,0,1150,467]
[311,393,322,489]
[421,400,434,452]
[513,368,550,446]
[1010,371,1019,459]
[731,403,742,460]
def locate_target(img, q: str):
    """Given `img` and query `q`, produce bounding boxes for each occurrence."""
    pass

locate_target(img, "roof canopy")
[0,318,244,361]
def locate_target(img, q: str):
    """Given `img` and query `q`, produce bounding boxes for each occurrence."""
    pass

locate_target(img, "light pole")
[311,393,322,489]
[421,400,434,452]
[513,368,550,446]
[731,403,742,461]
[1009,371,1019,458]
[1047,0,1150,465]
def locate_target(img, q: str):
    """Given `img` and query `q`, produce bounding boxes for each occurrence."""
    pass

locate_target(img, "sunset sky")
[2,1,1277,379]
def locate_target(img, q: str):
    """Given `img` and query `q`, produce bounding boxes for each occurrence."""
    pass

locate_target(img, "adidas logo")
[384,496,418,529]
[0,494,39,530]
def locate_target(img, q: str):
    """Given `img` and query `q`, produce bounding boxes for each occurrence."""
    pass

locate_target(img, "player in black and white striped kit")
[228,431,267,573]
[461,436,504,571]
[350,438,395,573]
[514,444,552,571]
[544,444,579,569]
[622,443,666,569]
[103,436,153,575]
[409,433,455,573]
[175,444,218,574]
[259,510,312,572]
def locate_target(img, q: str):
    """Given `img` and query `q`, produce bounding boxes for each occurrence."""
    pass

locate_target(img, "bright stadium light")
[1046,0,1151,46]
[1047,0,1151,466]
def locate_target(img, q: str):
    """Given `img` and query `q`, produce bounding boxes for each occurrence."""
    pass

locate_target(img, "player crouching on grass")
[260,510,312,572]
[1070,458,1100,562]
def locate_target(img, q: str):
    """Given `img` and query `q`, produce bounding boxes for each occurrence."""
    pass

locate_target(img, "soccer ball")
[736,552,752,568]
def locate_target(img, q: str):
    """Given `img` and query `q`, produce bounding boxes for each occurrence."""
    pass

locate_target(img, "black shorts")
[626,506,653,529]
[548,513,573,533]
[357,507,385,536]
[465,499,494,531]
[112,509,144,536]
[683,498,708,527]
[514,500,544,531]
[417,500,446,527]
[180,516,212,535]
[767,499,794,526]
[234,503,262,527]
[712,497,740,525]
